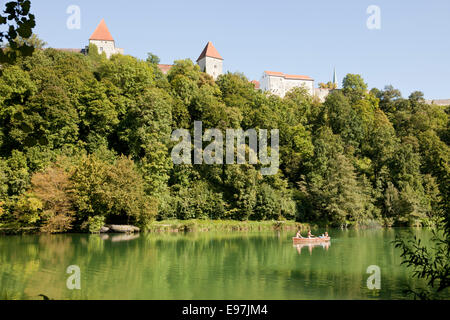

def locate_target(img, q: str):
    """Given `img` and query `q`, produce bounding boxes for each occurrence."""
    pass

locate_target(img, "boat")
[292,237,331,243]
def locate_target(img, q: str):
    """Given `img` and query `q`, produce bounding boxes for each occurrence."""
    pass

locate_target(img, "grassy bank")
[146,219,315,233]
[0,219,320,235]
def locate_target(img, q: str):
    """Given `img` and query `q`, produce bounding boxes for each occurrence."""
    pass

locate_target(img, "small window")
[99,47,103,52]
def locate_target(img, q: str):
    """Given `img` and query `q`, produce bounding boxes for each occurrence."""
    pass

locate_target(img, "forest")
[0,39,448,234]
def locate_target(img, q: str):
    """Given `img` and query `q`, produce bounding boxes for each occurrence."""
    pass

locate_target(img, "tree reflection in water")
[0,229,439,300]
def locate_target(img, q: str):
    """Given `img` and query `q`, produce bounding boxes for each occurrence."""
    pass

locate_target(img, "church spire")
[333,68,338,88]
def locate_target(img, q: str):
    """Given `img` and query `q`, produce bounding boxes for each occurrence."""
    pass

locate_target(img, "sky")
[23,0,450,99]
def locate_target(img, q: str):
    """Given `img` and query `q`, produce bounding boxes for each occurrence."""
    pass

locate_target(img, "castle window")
[99,47,103,52]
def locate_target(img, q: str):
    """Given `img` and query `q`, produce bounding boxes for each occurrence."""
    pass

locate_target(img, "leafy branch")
[0,0,36,63]
[394,213,450,299]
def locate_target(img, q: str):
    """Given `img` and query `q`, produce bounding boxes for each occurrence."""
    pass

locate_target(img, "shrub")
[81,215,105,234]
[170,182,227,220]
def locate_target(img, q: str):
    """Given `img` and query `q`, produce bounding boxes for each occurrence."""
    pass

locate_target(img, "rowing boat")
[292,237,331,243]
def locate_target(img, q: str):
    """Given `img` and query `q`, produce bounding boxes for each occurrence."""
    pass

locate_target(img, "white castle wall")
[260,73,315,98]
[284,78,314,97]
[260,73,284,96]
[198,56,223,80]
[89,40,123,59]
[315,88,333,102]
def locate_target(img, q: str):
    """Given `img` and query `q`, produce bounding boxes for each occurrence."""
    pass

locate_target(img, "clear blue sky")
[29,0,450,99]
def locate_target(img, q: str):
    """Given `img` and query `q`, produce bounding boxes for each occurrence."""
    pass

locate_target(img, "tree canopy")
[0,34,447,233]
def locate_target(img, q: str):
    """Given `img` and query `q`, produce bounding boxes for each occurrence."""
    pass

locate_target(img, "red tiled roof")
[284,74,313,81]
[158,64,173,74]
[264,71,313,81]
[251,80,260,89]
[197,41,223,62]
[264,71,284,77]
[89,19,114,41]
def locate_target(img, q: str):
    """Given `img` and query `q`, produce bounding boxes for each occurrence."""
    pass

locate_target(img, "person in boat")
[307,230,315,239]
[318,231,329,239]
[295,230,304,239]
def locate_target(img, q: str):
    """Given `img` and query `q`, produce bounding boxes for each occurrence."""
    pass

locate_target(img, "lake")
[0,228,444,300]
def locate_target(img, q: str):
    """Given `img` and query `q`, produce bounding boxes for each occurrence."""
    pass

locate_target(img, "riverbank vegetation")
[0,39,448,234]
[146,219,306,233]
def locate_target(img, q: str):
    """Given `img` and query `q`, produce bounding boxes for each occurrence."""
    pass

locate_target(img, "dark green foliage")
[0,41,447,234]
[299,128,368,226]
[164,181,227,220]
[70,155,157,228]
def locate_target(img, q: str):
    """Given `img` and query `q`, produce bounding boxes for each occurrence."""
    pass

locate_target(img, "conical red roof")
[89,19,114,41]
[197,41,223,62]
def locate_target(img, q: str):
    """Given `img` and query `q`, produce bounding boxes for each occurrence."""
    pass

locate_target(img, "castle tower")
[196,41,223,80]
[89,19,124,59]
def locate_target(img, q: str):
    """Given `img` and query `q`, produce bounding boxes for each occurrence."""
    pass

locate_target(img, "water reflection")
[293,242,331,255]
[0,229,442,300]
[99,234,141,242]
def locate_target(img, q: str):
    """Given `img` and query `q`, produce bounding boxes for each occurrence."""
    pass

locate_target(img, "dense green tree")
[300,128,367,226]
[0,43,447,233]
[252,183,296,221]
[98,54,155,96]
[70,155,157,228]
[323,90,364,149]
[342,73,368,104]
[168,181,227,220]
[0,159,9,201]
[373,85,402,114]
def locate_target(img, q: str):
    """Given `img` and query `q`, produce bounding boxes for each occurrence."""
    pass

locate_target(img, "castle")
[259,71,315,97]
[63,19,337,101]
[196,41,223,80]
[87,19,124,59]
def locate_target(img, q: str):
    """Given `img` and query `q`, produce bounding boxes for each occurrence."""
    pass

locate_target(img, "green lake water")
[0,228,446,300]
